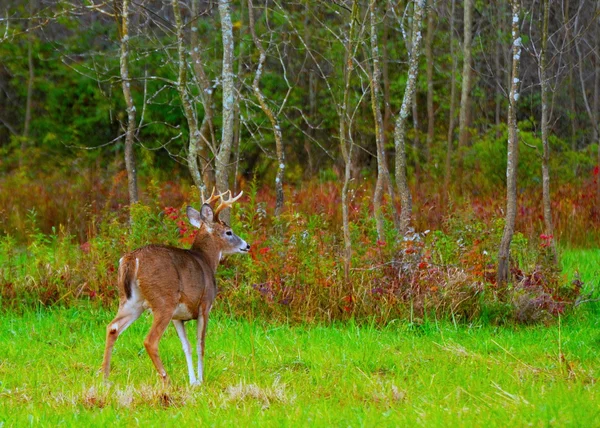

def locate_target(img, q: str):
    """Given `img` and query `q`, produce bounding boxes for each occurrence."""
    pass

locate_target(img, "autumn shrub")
[0,172,590,323]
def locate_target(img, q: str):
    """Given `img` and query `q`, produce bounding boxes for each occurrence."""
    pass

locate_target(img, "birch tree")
[539,0,557,262]
[172,0,207,198]
[443,0,457,201]
[425,0,435,163]
[497,0,522,285]
[457,0,473,188]
[118,0,139,206]
[247,0,285,215]
[216,0,236,223]
[394,0,426,234]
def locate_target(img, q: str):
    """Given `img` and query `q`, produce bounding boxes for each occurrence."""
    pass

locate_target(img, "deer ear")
[186,206,203,228]
[199,203,214,223]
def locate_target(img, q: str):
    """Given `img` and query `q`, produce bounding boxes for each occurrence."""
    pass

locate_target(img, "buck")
[101,190,250,386]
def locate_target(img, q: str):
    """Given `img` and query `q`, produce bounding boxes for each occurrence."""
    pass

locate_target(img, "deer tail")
[118,256,138,300]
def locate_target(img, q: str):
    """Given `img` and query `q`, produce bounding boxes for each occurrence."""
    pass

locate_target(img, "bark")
[594,0,600,212]
[120,0,139,206]
[497,0,522,285]
[191,0,216,190]
[340,0,359,283]
[457,0,473,189]
[20,0,34,169]
[494,0,502,138]
[425,0,435,163]
[303,0,315,178]
[369,0,388,240]
[172,0,206,199]
[248,0,285,215]
[444,0,457,201]
[395,0,426,235]
[563,0,578,150]
[540,0,557,263]
[216,0,235,223]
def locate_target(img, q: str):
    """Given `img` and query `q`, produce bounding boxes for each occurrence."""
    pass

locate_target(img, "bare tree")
[172,0,207,198]
[539,0,557,262]
[216,0,236,223]
[425,0,435,163]
[394,0,426,234]
[117,0,139,206]
[369,0,399,241]
[444,0,457,201]
[497,0,522,285]
[247,0,285,215]
[340,0,360,282]
[457,0,473,188]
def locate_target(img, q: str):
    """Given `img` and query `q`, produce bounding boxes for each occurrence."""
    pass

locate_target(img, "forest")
[1,0,599,425]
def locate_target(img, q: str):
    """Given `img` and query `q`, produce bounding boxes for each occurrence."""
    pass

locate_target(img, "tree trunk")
[425,0,435,163]
[120,0,139,206]
[340,0,359,283]
[173,0,206,199]
[21,0,34,168]
[395,0,426,235]
[216,0,236,223]
[540,0,557,263]
[457,0,473,190]
[444,0,457,202]
[497,0,522,285]
[191,0,216,191]
[248,0,285,215]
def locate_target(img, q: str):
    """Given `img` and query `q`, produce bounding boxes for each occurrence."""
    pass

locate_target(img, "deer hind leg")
[196,303,212,384]
[144,309,175,386]
[101,303,143,381]
[172,320,197,386]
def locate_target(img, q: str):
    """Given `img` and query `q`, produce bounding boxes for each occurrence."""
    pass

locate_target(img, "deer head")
[186,189,250,257]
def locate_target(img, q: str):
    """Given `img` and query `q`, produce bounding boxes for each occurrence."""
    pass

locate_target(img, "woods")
[0,0,599,321]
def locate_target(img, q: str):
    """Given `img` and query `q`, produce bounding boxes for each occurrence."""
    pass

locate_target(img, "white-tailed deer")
[101,190,250,386]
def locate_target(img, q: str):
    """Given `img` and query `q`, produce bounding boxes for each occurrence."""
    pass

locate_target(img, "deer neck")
[190,228,221,272]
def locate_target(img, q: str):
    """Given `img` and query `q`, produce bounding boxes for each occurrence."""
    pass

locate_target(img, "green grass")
[0,249,598,426]
[1,305,599,426]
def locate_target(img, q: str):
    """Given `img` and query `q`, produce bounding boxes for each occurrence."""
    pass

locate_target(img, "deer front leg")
[196,304,211,384]
[173,320,198,386]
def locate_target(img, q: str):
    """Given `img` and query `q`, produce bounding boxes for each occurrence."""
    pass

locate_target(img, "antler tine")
[201,187,222,206]
[214,190,244,221]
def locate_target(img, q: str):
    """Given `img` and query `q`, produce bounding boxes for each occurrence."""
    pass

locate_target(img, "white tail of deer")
[101,190,250,386]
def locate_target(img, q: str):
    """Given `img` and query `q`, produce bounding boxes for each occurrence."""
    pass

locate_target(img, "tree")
[117,0,139,207]
[247,0,285,215]
[216,0,236,223]
[539,0,557,262]
[394,0,426,235]
[497,0,522,285]
[457,0,473,189]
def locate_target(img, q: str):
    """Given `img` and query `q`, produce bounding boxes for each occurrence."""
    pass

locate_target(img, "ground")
[1,303,599,426]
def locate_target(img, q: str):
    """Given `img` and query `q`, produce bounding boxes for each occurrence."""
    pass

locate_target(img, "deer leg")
[102,304,143,381]
[196,304,211,383]
[172,320,197,386]
[144,310,174,386]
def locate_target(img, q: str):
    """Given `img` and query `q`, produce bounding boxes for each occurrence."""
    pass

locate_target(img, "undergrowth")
[1,171,596,325]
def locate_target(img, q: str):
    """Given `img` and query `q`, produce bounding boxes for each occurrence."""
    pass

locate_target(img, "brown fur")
[101,203,249,385]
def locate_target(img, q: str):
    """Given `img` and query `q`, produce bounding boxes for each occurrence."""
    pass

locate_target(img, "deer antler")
[214,190,244,222]
[201,187,223,207]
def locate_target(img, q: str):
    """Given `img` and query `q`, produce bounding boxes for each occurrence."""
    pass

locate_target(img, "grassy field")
[0,250,599,426]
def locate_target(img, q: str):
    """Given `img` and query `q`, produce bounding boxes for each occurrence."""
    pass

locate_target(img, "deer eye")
[226,231,233,236]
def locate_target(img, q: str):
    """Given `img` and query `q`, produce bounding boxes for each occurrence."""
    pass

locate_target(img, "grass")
[1,306,599,426]
[0,252,598,426]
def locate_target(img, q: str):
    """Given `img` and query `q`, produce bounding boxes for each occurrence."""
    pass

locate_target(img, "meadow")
[1,249,598,427]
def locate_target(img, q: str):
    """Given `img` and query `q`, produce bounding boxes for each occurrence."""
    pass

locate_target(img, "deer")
[101,190,250,386]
